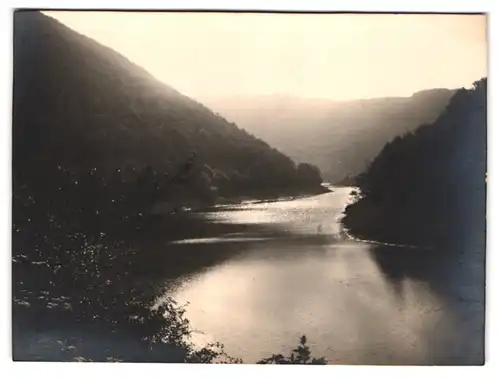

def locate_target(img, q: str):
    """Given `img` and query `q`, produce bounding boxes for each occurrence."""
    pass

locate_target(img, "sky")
[45,11,487,101]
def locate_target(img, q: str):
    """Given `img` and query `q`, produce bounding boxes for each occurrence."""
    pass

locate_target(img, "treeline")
[12,157,324,252]
[343,78,487,249]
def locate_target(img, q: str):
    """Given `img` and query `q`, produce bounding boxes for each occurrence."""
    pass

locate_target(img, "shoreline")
[341,195,467,251]
[211,186,332,208]
[163,185,333,215]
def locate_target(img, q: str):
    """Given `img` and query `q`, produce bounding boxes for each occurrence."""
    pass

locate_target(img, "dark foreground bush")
[12,226,326,364]
[257,336,327,365]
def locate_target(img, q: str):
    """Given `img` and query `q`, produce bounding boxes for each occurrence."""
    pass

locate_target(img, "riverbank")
[12,186,335,363]
[12,180,334,363]
[342,187,486,257]
[342,195,456,249]
[159,187,484,365]
[151,184,332,215]
[209,185,332,209]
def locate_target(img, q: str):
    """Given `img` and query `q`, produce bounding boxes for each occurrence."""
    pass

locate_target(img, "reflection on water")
[162,188,484,365]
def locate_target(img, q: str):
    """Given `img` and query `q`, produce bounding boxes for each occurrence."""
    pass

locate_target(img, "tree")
[297,163,323,186]
[257,335,327,365]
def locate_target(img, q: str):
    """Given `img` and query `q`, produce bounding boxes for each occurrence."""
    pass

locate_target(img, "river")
[160,187,484,365]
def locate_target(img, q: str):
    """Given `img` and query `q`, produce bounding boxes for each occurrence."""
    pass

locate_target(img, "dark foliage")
[343,78,486,249]
[257,336,327,365]
[296,163,323,187]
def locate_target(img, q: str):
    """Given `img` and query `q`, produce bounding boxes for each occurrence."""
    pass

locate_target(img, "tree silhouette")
[342,78,487,296]
[257,335,327,365]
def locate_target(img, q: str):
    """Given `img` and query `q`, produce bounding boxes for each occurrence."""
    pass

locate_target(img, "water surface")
[162,187,484,364]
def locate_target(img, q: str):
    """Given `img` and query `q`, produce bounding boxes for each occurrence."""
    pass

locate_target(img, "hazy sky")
[46,11,487,101]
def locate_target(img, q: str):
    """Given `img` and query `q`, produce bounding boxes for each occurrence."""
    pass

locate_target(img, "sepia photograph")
[11,9,487,366]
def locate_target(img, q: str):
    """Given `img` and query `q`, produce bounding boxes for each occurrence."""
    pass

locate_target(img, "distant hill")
[12,11,326,213]
[203,89,456,182]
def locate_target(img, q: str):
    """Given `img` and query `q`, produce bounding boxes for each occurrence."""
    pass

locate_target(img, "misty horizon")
[194,87,461,104]
[44,11,486,102]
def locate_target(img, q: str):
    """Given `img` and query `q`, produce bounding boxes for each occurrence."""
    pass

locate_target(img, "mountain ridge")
[203,88,457,182]
[13,11,326,210]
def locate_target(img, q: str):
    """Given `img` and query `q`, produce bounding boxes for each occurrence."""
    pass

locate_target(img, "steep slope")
[12,11,325,208]
[343,78,486,248]
[341,80,486,365]
[203,89,456,182]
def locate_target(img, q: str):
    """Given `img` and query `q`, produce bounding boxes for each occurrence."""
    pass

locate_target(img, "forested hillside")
[204,89,455,182]
[13,11,326,222]
[343,78,486,249]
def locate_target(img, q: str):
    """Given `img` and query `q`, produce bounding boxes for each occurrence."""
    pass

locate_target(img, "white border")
[3,0,495,12]
[2,1,498,379]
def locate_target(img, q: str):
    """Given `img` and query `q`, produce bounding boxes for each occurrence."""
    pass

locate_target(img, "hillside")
[343,78,486,249]
[12,11,328,362]
[203,89,456,182]
[12,11,326,215]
